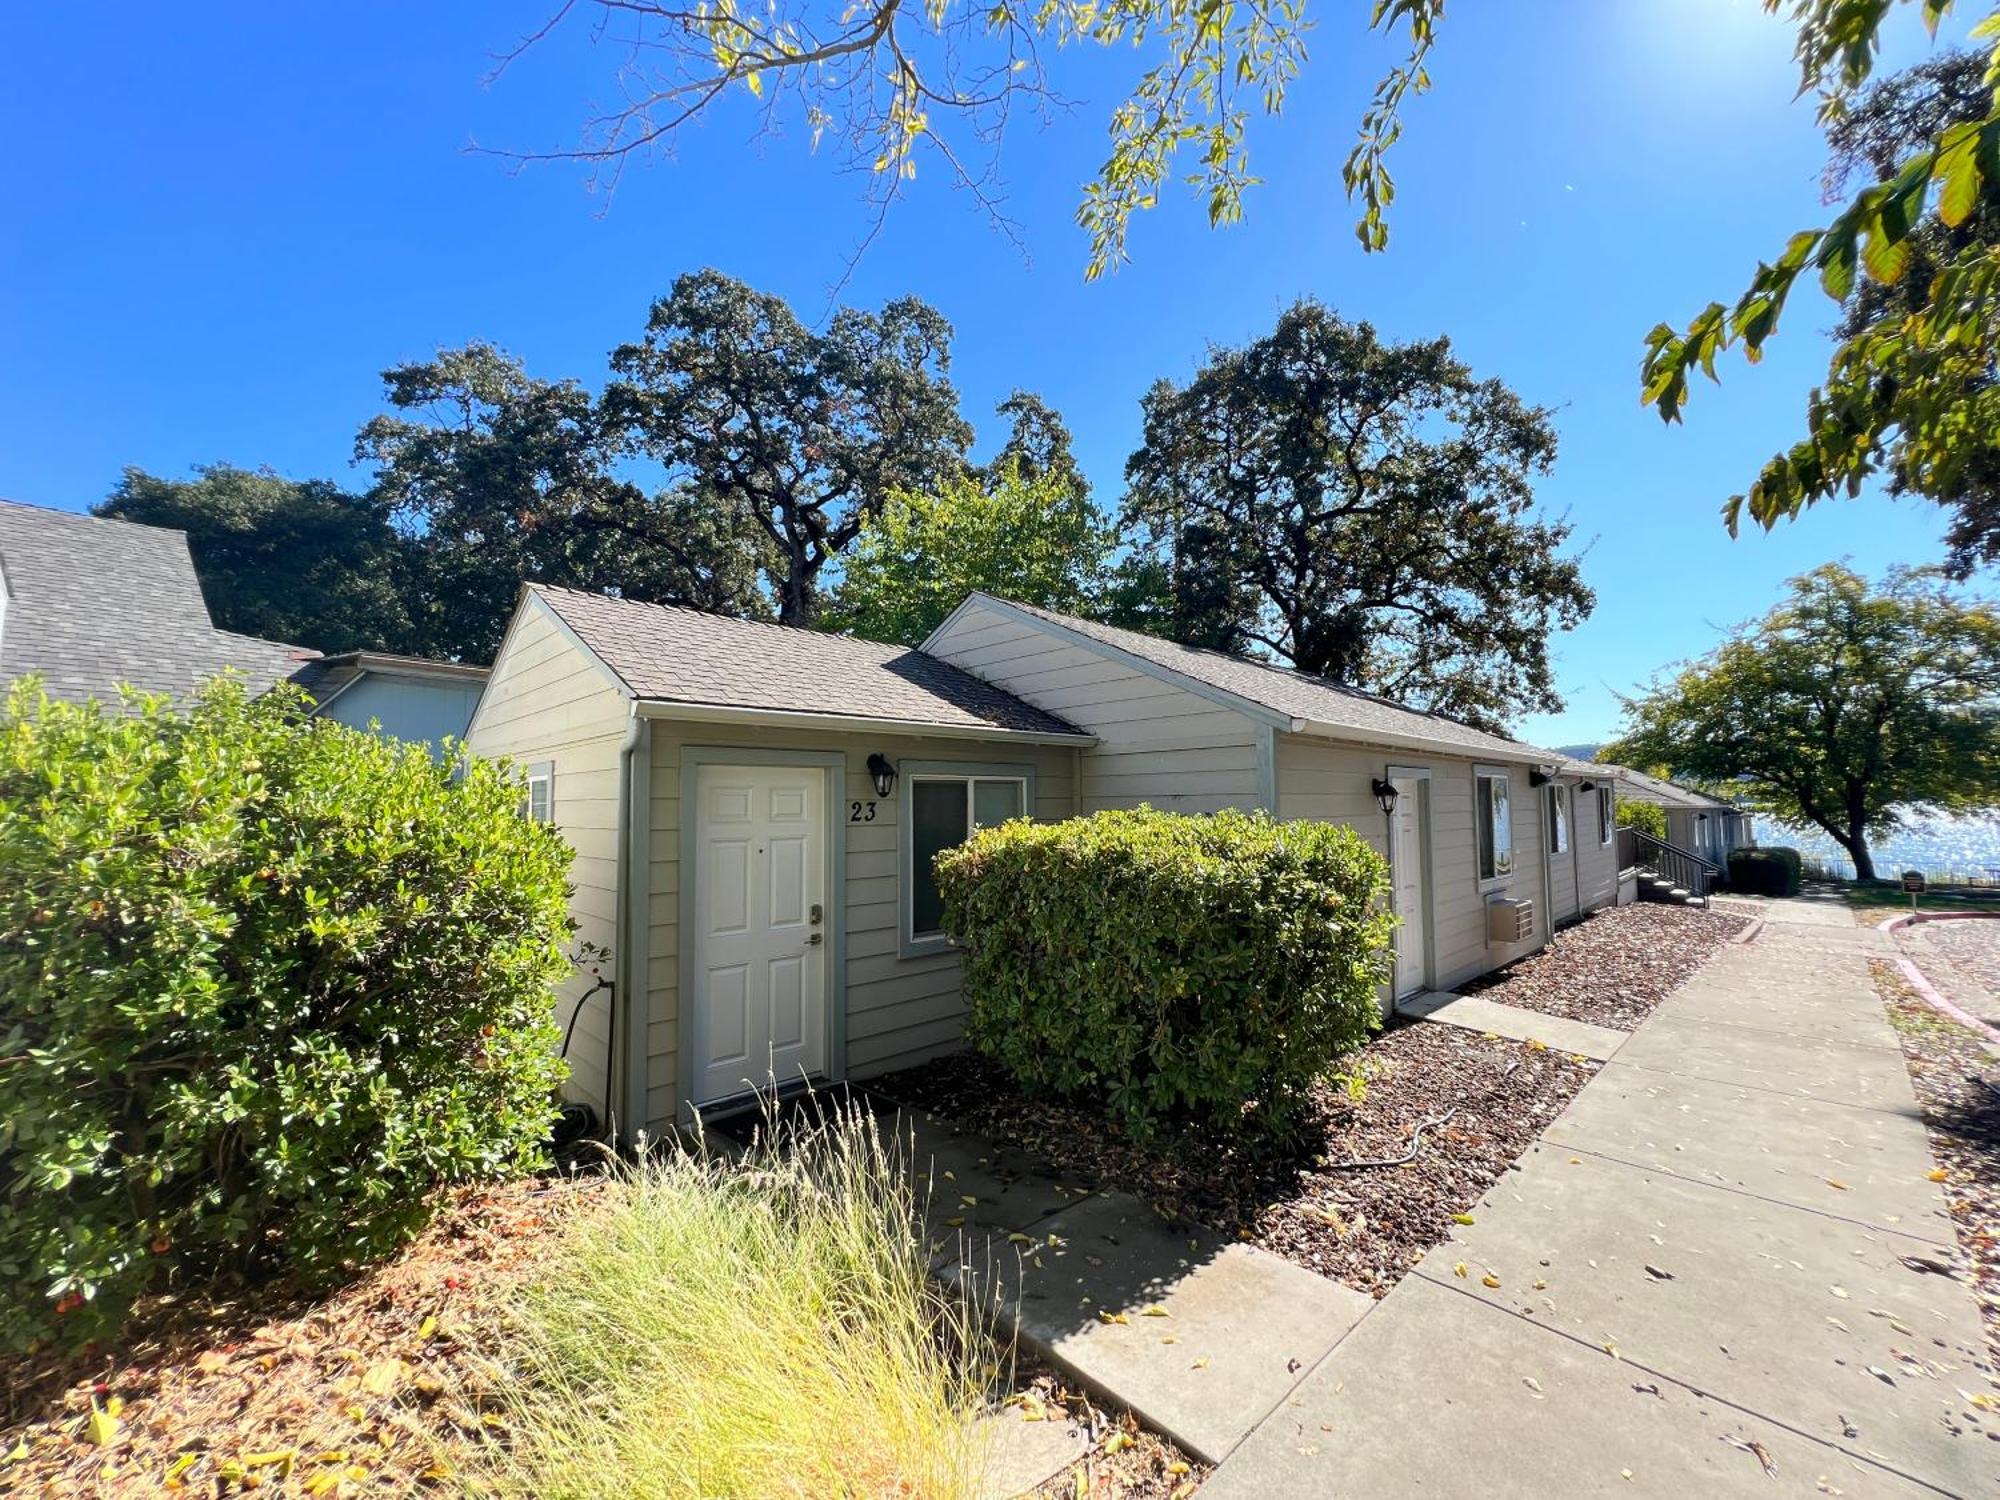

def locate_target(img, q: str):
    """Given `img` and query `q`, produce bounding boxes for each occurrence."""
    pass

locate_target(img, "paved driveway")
[1205,907,1994,1497]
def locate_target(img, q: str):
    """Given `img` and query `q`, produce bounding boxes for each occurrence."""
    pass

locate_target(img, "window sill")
[900,933,957,961]
[1477,873,1517,895]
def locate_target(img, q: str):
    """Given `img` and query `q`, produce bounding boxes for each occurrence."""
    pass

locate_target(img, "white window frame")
[1474,766,1514,889]
[1598,785,1615,846]
[1547,783,1570,855]
[523,760,555,824]
[900,763,1031,956]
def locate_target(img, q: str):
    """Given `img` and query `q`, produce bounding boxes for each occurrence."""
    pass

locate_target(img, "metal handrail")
[1625,828,1718,905]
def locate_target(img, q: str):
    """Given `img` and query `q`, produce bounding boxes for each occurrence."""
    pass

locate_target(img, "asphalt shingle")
[0,499,316,703]
[532,585,1089,739]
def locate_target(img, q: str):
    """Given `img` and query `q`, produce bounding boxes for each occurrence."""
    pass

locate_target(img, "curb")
[1872,912,2000,1047]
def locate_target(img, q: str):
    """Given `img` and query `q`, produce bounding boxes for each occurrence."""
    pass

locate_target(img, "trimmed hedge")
[934,808,1392,1141]
[0,680,575,1351]
[1728,846,1803,897]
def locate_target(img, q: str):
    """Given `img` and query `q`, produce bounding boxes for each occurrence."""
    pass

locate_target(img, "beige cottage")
[467,585,1628,1140]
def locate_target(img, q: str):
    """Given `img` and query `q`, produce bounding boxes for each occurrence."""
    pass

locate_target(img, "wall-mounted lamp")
[1370,777,1399,816]
[1529,768,1554,788]
[1577,779,1597,792]
[866,753,898,799]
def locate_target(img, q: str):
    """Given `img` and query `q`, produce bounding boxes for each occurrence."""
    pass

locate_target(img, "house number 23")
[849,800,878,823]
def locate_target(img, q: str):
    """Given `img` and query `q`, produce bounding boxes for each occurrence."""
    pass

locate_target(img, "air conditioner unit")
[1486,897,1536,945]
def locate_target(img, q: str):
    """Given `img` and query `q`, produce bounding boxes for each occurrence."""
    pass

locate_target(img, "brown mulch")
[0,1174,605,1498]
[1012,1359,1205,1499]
[1871,959,2000,1378]
[880,1024,1601,1300]
[1457,902,1747,1031]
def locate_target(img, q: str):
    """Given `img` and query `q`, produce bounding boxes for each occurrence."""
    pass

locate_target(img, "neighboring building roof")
[529,585,1091,740]
[952,594,1569,764]
[0,499,318,703]
[295,651,489,715]
[1610,765,1739,811]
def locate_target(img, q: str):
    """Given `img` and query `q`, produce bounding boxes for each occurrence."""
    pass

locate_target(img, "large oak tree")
[1602,565,2000,883]
[96,464,418,656]
[606,270,973,627]
[1120,301,1593,733]
[359,341,769,660]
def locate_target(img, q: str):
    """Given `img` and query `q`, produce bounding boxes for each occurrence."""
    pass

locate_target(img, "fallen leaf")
[1096,1309,1130,1325]
[1453,1261,1469,1278]
[1141,1304,1171,1317]
[1522,1376,1544,1398]
[1825,1179,1848,1191]
[85,1404,120,1447]
[1643,1264,1674,1281]
[1482,1274,1502,1289]
[1926,1167,1948,1183]
[1452,1213,1476,1225]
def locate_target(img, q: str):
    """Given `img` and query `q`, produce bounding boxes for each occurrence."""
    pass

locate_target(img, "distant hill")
[1551,742,1604,761]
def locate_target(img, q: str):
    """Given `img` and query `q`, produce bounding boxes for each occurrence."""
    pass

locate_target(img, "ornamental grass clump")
[0,679,574,1352]
[936,806,1393,1141]
[474,1098,993,1500]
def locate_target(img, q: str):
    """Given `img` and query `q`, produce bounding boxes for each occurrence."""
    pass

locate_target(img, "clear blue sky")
[1,0,1982,744]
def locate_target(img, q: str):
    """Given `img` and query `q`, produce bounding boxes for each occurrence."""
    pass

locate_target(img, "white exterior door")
[1390,775,1429,999]
[692,764,828,1106]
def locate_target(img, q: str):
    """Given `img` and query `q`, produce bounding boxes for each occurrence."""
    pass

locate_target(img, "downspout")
[610,700,644,1150]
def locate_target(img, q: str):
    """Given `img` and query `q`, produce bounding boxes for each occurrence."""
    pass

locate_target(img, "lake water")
[1750,811,2000,882]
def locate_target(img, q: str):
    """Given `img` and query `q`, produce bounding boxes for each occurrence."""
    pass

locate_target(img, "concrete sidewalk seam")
[1405,1268,1969,1500]
[1607,1058,1929,1118]
[1655,1009,1905,1054]
[1552,1140,1956,1251]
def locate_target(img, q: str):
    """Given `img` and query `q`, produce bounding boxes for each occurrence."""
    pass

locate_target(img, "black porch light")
[1529,767,1554,788]
[1370,777,1399,816]
[866,753,898,799]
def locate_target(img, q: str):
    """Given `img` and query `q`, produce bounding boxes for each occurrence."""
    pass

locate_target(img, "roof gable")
[943,593,1565,764]
[528,585,1088,740]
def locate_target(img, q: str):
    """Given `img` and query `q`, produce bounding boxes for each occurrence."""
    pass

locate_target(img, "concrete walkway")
[884,1105,1375,1469]
[1205,901,1995,1498]
[1399,987,1631,1061]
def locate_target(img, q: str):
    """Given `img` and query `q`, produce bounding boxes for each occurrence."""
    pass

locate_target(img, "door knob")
[807,932,824,946]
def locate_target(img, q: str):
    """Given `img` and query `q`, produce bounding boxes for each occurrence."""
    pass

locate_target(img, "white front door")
[692,764,828,1106]
[1390,775,1429,999]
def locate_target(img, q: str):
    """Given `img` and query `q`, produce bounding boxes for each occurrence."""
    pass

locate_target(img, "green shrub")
[1728,846,1803,897]
[477,1099,992,1499]
[0,680,574,1351]
[1615,799,1666,840]
[935,807,1393,1141]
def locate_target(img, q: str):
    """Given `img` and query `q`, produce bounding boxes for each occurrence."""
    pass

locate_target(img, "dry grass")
[465,1098,997,1500]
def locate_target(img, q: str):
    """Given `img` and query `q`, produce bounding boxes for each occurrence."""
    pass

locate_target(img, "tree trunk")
[1845,824,1877,884]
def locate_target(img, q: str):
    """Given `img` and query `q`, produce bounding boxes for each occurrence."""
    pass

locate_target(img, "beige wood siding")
[926,600,1266,813]
[1573,784,1619,915]
[463,603,630,1120]
[646,721,1076,1134]
[1274,733,1547,991]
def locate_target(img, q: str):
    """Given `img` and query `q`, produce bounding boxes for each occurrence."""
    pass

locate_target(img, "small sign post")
[1902,870,1927,916]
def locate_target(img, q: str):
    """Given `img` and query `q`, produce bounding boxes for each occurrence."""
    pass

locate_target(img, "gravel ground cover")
[1903,917,2000,1025]
[1456,902,1747,1030]
[880,1023,1600,1300]
[1871,959,2000,1380]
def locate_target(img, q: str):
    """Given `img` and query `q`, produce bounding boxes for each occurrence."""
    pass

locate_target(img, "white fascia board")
[635,698,1098,747]
[1289,716,1554,767]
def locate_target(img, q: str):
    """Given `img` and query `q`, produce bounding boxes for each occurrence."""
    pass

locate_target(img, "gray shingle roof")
[979,595,1567,763]
[0,499,317,703]
[532,585,1089,739]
